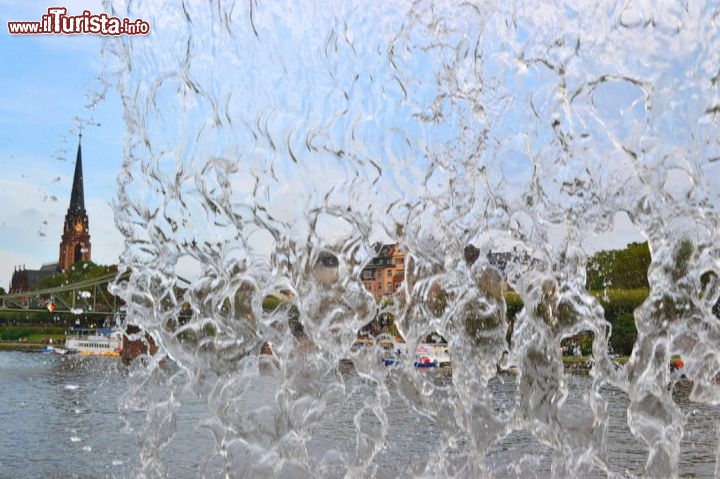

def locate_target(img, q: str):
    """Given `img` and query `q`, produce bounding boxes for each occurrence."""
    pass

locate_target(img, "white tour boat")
[64,328,123,357]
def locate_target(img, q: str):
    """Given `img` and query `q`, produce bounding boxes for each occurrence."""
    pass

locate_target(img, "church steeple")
[58,135,91,272]
[69,134,85,214]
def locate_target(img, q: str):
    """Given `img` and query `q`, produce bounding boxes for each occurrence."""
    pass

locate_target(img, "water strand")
[109,0,720,476]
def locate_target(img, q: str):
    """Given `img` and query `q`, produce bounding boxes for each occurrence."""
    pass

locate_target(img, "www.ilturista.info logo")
[8,7,149,35]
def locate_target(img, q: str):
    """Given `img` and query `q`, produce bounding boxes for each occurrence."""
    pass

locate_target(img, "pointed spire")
[69,134,85,214]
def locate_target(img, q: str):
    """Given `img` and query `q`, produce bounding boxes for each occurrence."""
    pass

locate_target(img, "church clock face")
[74,221,83,233]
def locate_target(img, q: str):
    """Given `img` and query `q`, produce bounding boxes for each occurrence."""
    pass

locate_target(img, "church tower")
[58,136,91,271]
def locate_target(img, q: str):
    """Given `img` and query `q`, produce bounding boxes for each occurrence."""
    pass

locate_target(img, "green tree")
[586,242,650,290]
[36,261,118,290]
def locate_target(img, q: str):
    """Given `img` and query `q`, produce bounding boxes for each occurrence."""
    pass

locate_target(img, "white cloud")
[0,170,123,290]
[85,197,123,266]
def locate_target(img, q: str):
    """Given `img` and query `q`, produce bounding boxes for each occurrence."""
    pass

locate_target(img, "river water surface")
[1,351,718,478]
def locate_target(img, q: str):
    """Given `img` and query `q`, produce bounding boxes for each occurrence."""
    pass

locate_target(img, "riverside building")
[361,243,405,299]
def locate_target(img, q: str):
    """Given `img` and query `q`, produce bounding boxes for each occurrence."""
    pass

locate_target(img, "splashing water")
[107,1,720,477]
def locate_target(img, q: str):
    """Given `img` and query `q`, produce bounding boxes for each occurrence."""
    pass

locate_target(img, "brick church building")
[9,136,92,293]
[57,136,91,271]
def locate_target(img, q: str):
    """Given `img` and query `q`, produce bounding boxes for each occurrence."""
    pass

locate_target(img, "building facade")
[361,243,405,299]
[9,263,57,293]
[313,252,340,285]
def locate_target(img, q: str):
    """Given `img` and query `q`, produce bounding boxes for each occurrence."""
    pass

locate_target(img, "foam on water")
[107,1,720,477]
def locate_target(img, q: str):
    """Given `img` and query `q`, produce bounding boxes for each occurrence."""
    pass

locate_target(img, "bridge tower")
[58,135,91,272]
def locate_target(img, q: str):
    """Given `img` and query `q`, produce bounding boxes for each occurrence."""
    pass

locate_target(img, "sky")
[0,1,652,291]
[0,1,125,290]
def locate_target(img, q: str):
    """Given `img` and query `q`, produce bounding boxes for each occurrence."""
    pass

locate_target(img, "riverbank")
[0,340,629,372]
[0,341,46,352]
[0,326,66,352]
[0,325,66,342]
[561,355,629,373]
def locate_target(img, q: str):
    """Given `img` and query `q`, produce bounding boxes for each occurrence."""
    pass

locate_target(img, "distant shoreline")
[0,341,629,372]
[0,341,45,352]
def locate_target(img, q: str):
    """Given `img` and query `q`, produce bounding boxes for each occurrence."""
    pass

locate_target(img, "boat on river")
[382,343,450,368]
[64,327,123,357]
[350,334,451,368]
[42,345,78,355]
[372,340,450,368]
[412,342,451,367]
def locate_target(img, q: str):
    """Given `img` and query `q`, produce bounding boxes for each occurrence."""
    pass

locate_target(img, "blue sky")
[0,1,656,291]
[0,1,125,290]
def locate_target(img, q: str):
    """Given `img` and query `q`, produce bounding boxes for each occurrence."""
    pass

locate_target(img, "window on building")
[386,282,392,293]
[395,258,403,264]
[387,270,392,277]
